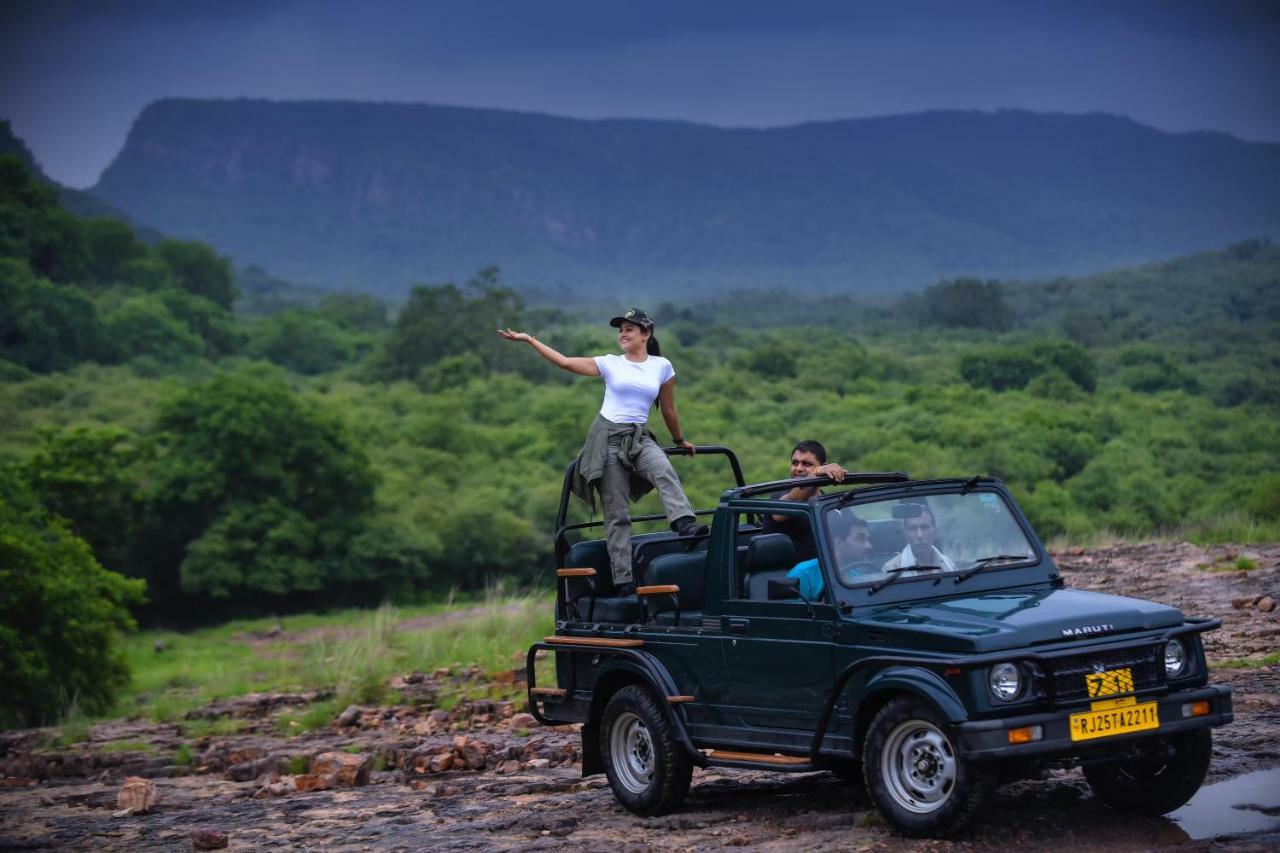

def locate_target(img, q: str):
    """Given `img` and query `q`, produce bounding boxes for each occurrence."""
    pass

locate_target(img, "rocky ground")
[2,542,1278,851]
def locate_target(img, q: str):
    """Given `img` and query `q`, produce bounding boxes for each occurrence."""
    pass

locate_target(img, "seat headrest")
[745,533,797,572]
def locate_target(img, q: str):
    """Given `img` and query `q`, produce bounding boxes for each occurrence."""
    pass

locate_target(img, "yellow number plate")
[1069,700,1159,741]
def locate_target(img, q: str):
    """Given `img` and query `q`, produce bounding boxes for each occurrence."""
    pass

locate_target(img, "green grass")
[282,755,309,775]
[99,739,155,752]
[174,744,193,766]
[180,718,251,738]
[1213,650,1280,669]
[115,588,551,725]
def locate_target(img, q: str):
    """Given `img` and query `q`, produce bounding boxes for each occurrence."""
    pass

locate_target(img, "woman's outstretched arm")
[498,329,600,376]
[657,378,696,455]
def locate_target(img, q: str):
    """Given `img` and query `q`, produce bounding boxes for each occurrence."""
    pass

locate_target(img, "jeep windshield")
[822,491,1036,595]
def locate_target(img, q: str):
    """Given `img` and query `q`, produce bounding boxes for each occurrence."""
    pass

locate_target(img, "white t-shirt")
[594,354,675,424]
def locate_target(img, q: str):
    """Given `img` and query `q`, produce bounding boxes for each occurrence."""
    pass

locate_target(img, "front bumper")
[957,684,1233,760]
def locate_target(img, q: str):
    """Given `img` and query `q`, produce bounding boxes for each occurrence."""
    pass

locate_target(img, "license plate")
[1069,700,1159,741]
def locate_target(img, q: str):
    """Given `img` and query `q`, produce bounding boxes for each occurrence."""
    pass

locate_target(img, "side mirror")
[767,577,801,601]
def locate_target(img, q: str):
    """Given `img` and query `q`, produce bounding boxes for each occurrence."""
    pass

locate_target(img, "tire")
[1083,729,1212,815]
[862,696,994,838]
[599,684,693,816]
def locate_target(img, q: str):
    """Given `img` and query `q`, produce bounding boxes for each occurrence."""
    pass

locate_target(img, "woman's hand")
[674,438,696,456]
[498,328,533,343]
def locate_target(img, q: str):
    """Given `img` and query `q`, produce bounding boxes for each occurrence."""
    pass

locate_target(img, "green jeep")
[526,447,1233,837]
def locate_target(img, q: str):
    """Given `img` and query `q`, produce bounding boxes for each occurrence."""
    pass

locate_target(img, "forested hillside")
[3,151,1278,724]
[90,99,1280,296]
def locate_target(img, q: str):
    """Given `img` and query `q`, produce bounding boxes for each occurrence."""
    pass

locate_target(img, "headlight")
[988,662,1022,701]
[1165,639,1187,678]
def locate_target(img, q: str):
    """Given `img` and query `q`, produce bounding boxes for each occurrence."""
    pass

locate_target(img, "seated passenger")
[785,558,825,601]
[882,504,957,572]
[832,513,877,583]
[762,440,847,562]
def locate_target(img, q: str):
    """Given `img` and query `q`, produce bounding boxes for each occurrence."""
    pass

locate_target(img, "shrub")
[0,466,145,727]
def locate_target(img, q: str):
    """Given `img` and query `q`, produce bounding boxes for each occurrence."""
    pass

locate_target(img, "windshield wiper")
[868,565,944,595]
[952,554,1032,584]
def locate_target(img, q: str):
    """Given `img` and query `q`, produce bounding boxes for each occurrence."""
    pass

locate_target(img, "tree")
[0,465,145,727]
[21,426,144,575]
[0,258,106,372]
[384,267,524,379]
[919,278,1012,331]
[155,240,237,309]
[142,367,379,608]
[82,217,146,286]
[245,309,354,374]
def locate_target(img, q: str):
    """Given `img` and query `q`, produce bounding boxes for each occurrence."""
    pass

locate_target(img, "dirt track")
[1,542,1277,851]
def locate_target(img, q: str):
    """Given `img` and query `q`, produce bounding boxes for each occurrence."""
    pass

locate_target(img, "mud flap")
[581,722,602,776]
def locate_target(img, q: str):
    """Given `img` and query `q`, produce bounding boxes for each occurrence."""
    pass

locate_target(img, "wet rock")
[429,754,453,773]
[153,639,167,653]
[1234,596,1256,610]
[310,751,372,787]
[405,671,425,684]
[1259,595,1276,613]
[191,827,229,849]
[253,779,295,799]
[116,776,156,813]
[336,704,362,727]
[225,756,278,782]
[509,713,537,729]
[294,773,332,793]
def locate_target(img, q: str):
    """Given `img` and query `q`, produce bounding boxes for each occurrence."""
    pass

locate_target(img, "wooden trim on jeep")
[530,687,566,697]
[556,567,597,577]
[707,750,809,766]
[666,695,695,704]
[636,584,680,596]
[543,636,645,648]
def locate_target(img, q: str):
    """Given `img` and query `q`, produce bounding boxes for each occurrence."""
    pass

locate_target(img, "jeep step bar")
[706,750,813,772]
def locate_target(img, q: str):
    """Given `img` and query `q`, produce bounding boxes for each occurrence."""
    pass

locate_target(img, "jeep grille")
[1045,644,1165,703]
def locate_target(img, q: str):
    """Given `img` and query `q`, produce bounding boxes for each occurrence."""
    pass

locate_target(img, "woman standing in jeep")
[499,309,702,593]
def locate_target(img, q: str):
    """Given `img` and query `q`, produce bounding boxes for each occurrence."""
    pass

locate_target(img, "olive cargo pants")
[600,433,694,586]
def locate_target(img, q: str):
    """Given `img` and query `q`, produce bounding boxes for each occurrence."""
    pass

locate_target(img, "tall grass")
[113,586,554,725]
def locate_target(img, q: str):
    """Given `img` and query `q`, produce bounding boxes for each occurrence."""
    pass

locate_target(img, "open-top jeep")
[526,447,1233,837]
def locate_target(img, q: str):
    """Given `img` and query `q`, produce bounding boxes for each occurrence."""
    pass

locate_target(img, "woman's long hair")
[646,332,661,357]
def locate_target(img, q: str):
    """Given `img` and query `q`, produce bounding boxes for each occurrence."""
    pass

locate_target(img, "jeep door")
[719,507,836,734]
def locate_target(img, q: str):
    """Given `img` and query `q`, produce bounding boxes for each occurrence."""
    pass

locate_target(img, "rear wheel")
[600,685,692,816]
[863,696,993,837]
[1084,729,1211,815]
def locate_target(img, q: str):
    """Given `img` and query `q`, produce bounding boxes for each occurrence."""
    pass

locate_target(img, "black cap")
[609,308,655,330]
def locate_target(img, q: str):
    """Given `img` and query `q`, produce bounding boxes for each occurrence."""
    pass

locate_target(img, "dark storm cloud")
[2,0,1278,187]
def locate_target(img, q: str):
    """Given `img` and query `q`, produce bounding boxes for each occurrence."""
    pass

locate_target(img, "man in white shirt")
[881,504,957,572]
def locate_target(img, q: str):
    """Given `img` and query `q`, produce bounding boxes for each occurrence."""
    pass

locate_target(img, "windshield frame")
[816,482,1045,600]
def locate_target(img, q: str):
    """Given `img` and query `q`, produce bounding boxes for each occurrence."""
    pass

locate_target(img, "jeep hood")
[852,588,1185,653]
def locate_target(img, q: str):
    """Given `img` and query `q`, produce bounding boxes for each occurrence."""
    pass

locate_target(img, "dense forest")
[91,99,1280,295]
[2,151,1278,726]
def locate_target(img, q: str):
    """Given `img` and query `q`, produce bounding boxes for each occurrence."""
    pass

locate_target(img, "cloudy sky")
[3,0,1278,187]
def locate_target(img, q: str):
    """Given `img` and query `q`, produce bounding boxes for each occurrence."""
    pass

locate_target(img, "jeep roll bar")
[553,445,746,552]
[732,472,909,500]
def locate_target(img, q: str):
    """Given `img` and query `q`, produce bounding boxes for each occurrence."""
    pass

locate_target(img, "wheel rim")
[610,711,655,794]
[879,718,957,814]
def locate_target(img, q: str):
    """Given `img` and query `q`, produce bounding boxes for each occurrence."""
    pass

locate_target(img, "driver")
[882,504,956,572]
[834,513,876,583]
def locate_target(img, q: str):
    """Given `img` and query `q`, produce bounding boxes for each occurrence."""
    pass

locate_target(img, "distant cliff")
[90,99,1280,296]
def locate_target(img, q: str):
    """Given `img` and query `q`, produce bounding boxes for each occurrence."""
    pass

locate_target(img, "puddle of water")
[1168,768,1280,839]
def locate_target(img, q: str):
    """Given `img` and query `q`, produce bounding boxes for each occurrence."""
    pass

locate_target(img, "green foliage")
[383,268,525,379]
[245,309,355,374]
[100,292,207,363]
[154,240,237,309]
[142,366,404,609]
[21,426,143,573]
[960,340,1096,393]
[0,259,106,372]
[917,278,1012,331]
[0,465,145,727]
[81,218,146,286]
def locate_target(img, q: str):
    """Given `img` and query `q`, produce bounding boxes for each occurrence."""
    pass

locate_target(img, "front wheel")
[1083,729,1212,815]
[600,685,692,816]
[863,696,994,837]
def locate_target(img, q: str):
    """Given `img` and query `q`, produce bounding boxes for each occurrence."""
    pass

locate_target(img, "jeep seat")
[742,533,798,600]
[646,552,707,626]
[564,539,640,624]
[868,519,906,562]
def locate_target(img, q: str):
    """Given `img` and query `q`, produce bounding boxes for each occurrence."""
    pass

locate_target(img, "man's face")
[904,513,937,548]
[842,525,873,562]
[790,450,822,479]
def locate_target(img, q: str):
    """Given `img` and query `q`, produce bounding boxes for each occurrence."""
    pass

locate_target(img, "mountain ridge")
[90,98,1280,297]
